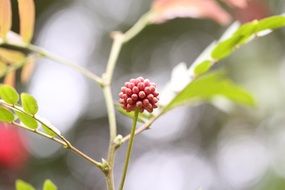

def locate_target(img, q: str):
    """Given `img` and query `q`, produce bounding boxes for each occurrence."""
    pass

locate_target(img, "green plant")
[1,0,285,190]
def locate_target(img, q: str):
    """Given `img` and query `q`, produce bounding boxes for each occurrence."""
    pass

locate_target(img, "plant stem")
[103,86,117,190]
[11,122,104,170]
[0,101,104,171]
[102,11,151,190]
[2,11,152,190]
[120,110,163,145]
[105,33,124,84]
[3,42,103,86]
[119,110,139,190]
[122,12,151,43]
[68,144,105,170]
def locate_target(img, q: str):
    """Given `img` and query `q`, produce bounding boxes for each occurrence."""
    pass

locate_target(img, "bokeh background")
[1,0,285,189]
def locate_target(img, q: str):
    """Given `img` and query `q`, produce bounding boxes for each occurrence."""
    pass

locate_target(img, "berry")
[119,77,159,113]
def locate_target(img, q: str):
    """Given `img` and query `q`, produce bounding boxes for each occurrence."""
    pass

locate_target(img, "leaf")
[4,71,16,86]
[0,106,14,122]
[233,20,258,37]
[256,15,285,32]
[221,0,248,8]
[211,35,242,60]
[193,60,212,75]
[164,71,255,111]
[21,56,35,83]
[150,0,231,25]
[21,93,38,115]
[0,48,26,65]
[0,84,19,104]
[43,179,57,190]
[36,115,61,137]
[0,61,7,76]
[16,111,38,129]
[17,0,35,43]
[211,15,285,61]
[116,104,147,123]
[41,125,57,137]
[15,180,35,190]
[0,0,12,38]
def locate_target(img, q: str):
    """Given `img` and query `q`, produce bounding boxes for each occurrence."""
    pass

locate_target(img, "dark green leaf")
[0,106,14,122]
[15,180,35,190]
[21,93,38,115]
[0,84,19,104]
[164,71,255,111]
[16,111,38,129]
[43,179,57,190]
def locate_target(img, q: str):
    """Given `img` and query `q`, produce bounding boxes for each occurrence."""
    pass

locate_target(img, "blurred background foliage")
[1,0,285,190]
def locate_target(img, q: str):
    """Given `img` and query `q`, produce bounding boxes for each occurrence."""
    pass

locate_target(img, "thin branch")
[1,101,104,170]
[12,122,67,146]
[103,86,117,190]
[2,41,104,86]
[102,11,152,190]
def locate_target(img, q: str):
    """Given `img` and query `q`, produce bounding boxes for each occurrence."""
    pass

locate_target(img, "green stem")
[120,110,163,145]
[123,12,152,43]
[119,110,139,190]
[103,86,117,190]
[104,34,124,84]
[103,12,151,190]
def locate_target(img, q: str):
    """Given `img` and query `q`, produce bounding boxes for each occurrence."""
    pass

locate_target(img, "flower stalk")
[119,109,139,190]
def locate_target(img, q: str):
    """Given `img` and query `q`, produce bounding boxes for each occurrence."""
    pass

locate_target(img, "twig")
[1,101,104,171]
[2,42,104,86]
[102,12,152,190]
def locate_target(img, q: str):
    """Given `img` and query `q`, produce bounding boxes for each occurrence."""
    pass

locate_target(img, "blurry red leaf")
[150,0,232,25]
[233,0,270,23]
[0,0,12,38]
[0,124,28,169]
[222,0,248,8]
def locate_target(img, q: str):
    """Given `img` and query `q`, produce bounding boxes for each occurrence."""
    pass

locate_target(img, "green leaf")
[35,116,61,137]
[164,71,255,111]
[256,15,285,32]
[0,106,14,122]
[16,111,38,129]
[211,35,242,60]
[15,180,35,190]
[42,124,57,137]
[116,104,150,123]
[231,20,258,44]
[21,93,38,115]
[211,15,285,61]
[43,179,57,190]
[193,60,212,75]
[0,84,19,104]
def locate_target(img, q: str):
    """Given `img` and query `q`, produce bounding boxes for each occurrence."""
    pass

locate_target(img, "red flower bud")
[119,77,159,113]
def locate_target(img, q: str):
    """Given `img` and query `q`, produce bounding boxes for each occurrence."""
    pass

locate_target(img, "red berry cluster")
[119,77,159,113]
